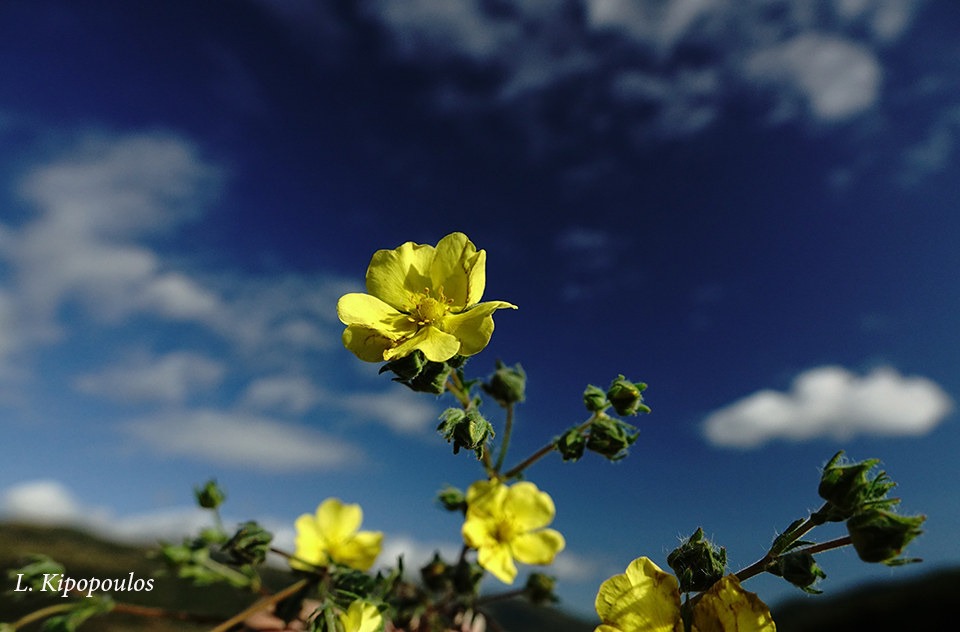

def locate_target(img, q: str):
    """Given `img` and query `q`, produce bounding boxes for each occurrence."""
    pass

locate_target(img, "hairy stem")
[502,414,597,480]
[209,577,310,632]
[493,404,515,474]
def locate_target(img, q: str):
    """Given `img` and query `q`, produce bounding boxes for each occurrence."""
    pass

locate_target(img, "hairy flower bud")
[525,573,559,605]
[436,486,467,512]
[847,509,925,564]
[195,479,226,510]
[482,360,526,406]
[224,521,273,566]
[583,384,609,412]
[586,415,639,462]
[817,451,896,522]
[606,375,651,417]
[437,409,494,458]
[556,427,587,462]
[667,528,727,593]
[771,551,827,593]
[421,553,451,592]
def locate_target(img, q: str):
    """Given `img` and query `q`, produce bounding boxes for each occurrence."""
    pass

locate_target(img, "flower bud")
[224,521,273,566]
[437,409,494,458]
[605,375,650,417]
[482,360,526,406]
[525,573,559,605]
[380,350,428,380]
[585,415,639,462]
[771,551,826,594]
[817,451,895,522]
[436,486,467,512]
[421,552,451,592]
[195,479,226,510]
[847,509,925,564]
[667,527,727,593]
[556,427,586,462]
[583,384,609,412]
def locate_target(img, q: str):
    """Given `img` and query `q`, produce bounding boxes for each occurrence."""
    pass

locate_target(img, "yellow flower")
[337,232,516,363]
[338,600,383,632]
[594,557,776,632]
[292,498,383,571]
[461,480,566,584]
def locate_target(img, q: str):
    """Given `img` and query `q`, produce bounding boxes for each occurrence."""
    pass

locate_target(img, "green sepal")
[667,527,727,593]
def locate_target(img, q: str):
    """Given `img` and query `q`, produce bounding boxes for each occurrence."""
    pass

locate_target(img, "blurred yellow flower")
[461,480,565,584]
[339,600,383,632]
[594,557,776,632]
[337,232,516,363]
[292,498,383,571]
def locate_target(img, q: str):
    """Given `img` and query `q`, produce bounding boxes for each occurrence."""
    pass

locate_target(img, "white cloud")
[745,33,882,122]
[338,389,440,434]
[0,133,221,366]
[0,479,90,524]
[241,374,323,415]
[0,479,276,546]
[73,351,225,404]
[275,0,923,145]
[703,365,954,448]
[125,410,365,472]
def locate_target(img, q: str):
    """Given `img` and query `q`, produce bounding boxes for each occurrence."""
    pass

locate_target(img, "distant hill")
[3,522,956,631]
[0,522,593,631]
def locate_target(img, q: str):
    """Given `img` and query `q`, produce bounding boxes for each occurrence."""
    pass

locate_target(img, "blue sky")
[1,0,958,619]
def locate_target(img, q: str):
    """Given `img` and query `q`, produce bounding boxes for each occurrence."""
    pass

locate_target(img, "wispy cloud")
[261,0,922,139]
[125,410,366,472]
[73,351,225,404]
[703,365,954,449]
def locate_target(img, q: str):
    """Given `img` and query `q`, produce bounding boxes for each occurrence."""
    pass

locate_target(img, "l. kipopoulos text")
[13,572,155,598]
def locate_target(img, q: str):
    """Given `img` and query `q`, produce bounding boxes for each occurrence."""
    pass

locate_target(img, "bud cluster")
[816,451,925,566]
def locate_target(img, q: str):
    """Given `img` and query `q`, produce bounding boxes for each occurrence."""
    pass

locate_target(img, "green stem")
[446,372,472,409]
[735,506,846,583]
[502,414,597,480]
[8,602,76,630]
[209,577,310,632]
[493,404,515,474]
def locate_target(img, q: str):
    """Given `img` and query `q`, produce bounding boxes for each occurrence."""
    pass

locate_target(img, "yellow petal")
[366,240,435,311]
[342,325,396,362]
[477,541,518,584]
[337,293,413,335]
[333,531,384,571]
[691,576,776,632]
[339,600,383,632]
[595,557,683,632]
[442,301,517,356]
[430,232,485,308]
[291,513,328,569]
[462,514,498,549]
[316,498,362,543]
[502,481,556,531]
[511,529,565,565]
[465,480,507,517]
[383,324,461,362]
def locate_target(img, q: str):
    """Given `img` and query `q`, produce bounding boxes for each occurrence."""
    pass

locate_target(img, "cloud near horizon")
[702,365,954,448]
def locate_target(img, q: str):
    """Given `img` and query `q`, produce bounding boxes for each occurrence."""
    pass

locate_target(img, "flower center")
[494,518,518,544]
[411,288,452,325]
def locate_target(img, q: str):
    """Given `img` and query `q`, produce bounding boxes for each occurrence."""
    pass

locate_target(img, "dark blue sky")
[1,0,958,618]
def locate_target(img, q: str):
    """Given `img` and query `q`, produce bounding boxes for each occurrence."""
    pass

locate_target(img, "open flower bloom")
[292,498,383,571]
[595,557,776,632]
[461,480,566,584]
[339,600,384,632]
[337,232,517,363]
